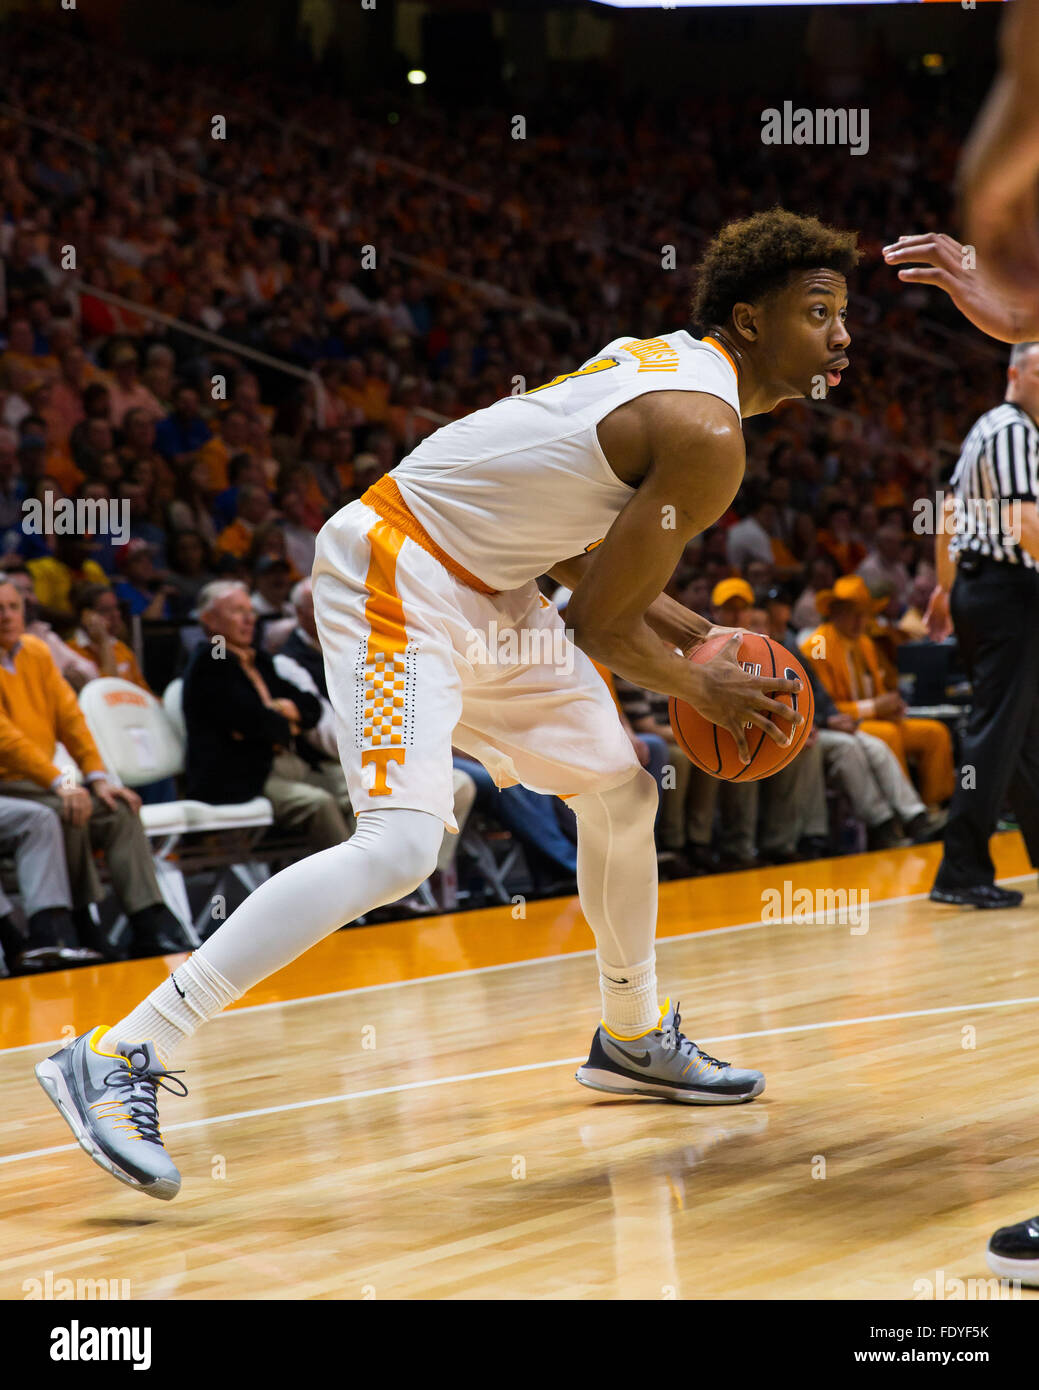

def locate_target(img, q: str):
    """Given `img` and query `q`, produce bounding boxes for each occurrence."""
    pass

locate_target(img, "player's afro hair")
[691,207,859,331]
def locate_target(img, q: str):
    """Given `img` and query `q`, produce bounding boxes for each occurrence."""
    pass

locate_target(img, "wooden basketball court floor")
[1,833,1037,1301]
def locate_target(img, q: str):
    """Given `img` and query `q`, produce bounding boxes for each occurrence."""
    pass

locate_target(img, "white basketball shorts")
[311,497,639,831]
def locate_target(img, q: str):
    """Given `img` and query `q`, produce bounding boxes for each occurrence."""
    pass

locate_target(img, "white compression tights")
[104,767,662,1060]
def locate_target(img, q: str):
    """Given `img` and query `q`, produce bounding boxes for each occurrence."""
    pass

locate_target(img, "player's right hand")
[882,233,1038,344]
[686,632,804,764]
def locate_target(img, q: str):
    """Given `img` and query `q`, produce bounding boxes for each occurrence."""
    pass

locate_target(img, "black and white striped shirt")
[947,402,1039,569]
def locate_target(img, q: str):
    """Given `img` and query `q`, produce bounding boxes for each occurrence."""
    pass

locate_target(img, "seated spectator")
[0,427,25,547]
[154,384,212,466]
[114,539,177,620]
[737,604,831,864]
[117,406,169,484]
[4,566,97,690]
[67,584,150,689]
[0,794,100,974]
[0,578,192,956]
[27,533,110,625]
[182,581,351,850]
[116,475,169,568]
[196,406,253,495]
[215,483,273,560]
[726,484,790,573]
[166,529,217,617]
[802,575,954,811]
[711,576,755,628]
[167,457,219,548]
[857,515,911,611]
[104,343,164,428]
[817,502,867,575]
[451,751,578,896]
[762,584,940,848]
[277,483,317,578]
[251,556,296,652]
[897,571,937,642]
[791,553,838,637]
[213,451,269,532]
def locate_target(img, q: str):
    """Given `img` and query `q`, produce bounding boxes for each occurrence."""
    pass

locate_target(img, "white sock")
[100,954,241,1065]
[570,769,661,1035]
[597,953,660,1036]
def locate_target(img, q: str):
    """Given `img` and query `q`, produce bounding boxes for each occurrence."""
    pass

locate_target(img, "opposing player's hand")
[956,0,1039,340]
[686,632,803,765]
[882,233,1035,344]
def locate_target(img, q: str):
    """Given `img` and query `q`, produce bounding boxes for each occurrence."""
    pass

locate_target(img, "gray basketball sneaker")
[35,1027,187,1200]
[576,999,765,1104]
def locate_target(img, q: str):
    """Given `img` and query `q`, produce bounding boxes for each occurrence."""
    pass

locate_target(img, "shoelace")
[659,1003,731,1074]
[102,1049,189,1146]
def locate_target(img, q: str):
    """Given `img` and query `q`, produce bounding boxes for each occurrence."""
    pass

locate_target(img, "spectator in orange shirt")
[0,578,192,957]
[215,484,273,560]
[196,406,252,494]
[816,501,867,574]
[801,575,953,811]
[339,358,390,423]
[872,454,907,509]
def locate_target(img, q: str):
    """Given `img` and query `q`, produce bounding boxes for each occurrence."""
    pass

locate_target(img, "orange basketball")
[668,632,814,782]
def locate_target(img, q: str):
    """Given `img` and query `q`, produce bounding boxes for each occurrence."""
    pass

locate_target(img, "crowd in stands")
[0,26,991,971]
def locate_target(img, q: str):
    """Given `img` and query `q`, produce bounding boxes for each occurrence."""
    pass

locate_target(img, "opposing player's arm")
[562,394,802,760]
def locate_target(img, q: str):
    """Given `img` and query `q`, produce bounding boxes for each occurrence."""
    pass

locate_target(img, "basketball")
[668,632,814,782]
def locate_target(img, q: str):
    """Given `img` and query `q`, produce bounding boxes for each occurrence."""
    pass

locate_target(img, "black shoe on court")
[986,1215,1039,1285]
[929,884,1023,909]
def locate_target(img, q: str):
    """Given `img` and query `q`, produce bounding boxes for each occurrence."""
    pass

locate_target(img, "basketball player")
[35,208,854,1200]
[883,0,1039,1286]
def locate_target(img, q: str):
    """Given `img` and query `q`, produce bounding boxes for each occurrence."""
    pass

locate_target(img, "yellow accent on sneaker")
[601,997,669,1042]
[87,1026,123,1059]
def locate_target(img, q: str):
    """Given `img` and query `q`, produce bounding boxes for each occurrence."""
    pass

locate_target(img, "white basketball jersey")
[390,330,741,591]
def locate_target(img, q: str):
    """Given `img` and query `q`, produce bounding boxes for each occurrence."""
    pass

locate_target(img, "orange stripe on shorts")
[363,519,408,656]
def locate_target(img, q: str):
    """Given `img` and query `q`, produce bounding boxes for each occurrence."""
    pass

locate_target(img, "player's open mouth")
[825,358,849,388]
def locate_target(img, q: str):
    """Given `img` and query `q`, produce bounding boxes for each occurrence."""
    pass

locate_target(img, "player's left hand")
[698,623,751,651]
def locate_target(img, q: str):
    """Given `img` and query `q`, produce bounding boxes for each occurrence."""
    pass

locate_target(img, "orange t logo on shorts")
[362,747,407,795]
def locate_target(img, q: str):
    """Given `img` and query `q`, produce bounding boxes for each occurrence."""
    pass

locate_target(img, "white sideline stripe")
[0,871,1033,1059]
[4,990,1039,1170]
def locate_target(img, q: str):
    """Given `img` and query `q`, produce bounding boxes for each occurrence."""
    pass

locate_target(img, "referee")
[929,341,1039,908]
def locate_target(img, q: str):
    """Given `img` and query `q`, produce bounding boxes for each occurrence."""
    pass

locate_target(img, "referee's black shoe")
[986,1215,1039,1285]
[929,884,1023,909]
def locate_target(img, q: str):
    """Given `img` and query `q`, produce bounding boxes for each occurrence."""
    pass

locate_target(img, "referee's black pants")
[933,558,1039,889]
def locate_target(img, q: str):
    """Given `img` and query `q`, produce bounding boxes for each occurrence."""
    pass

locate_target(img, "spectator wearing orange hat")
[710,577,755,626]
[802,575,954,810]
